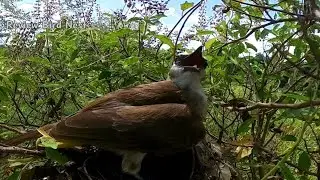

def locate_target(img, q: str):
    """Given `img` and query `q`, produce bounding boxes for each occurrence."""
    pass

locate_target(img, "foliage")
[0,0,320,179]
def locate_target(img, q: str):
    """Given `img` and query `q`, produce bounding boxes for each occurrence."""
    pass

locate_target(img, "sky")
[9,0,223,49]
[14,0,221,27]
[3,0,265,51]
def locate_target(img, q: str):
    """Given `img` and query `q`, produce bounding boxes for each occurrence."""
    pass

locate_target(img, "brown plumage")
[45,80,205,154]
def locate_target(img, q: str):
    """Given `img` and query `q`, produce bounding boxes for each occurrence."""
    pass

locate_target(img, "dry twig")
[0,124,26,134]
[0,145,44,155]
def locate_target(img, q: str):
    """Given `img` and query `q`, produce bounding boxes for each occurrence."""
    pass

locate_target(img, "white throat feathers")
[169,64,207,117]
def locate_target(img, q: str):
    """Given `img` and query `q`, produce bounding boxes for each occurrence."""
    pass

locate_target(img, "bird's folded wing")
[81,80,184,111]
[48,103,205,152]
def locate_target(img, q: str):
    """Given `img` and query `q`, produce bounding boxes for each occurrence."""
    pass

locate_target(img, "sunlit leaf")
[235,146,252,160]
[197,29,214,36]
[122,56,139,68]
[205,38,217,49]
[28,57,50,67]
[155,35,174,49]
[9,162,24,167]
[39,83,62,88]
[180,1,194,11]
[37,136,61,149]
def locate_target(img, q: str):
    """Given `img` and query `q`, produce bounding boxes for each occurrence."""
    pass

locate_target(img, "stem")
[261,121,308,180]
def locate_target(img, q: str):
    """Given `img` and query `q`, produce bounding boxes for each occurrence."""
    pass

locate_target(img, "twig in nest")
[189,146,196,180]
[82,156,93,180]
[0,145,44,155]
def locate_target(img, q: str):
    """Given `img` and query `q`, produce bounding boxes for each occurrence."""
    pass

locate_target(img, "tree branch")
[0,124,26,134]
[222,100,320,111]
[215,18,298,50]
[231,0,305,17]
[0,145,44,156]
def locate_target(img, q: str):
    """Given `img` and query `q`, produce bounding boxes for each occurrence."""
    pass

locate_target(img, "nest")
[12,135,237,180]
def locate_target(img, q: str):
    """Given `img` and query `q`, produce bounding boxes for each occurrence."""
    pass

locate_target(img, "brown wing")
[82,80,184,111]
[49,103,205,154]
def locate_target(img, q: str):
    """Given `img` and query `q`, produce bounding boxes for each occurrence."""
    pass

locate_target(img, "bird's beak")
[182,46,206,70]
[183,66,201,72]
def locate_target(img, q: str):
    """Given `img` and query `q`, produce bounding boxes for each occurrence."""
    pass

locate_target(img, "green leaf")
[38,136,60,149]
[298,151,311,171]
[197,29,214,36]
[70,48,80,61]
[122,56,139,68]
[205,38,217,49]
[113,28,132,37]
[0,108,7,115]
[255,30,261,40]
[98,69,112,80]
[230,57,239,66]
[281,92,310,101]
[261,28,271,39]
[10,73,27,83]
[180,1,194,11]
[281,135,297,142]
[155,35,174,49]
[39,83,62,88]
[28,57,50,67]
[127,17,143,22]
[280,164,296,180]
[299,175,308,180]
[245,42,257,52]
[0,86,10,101]
[237,118,253,135]
[0,73,7,81]
[8,170,21,180]
[9,162,25,167]
[151,14,167,20]
[45,148,69,165]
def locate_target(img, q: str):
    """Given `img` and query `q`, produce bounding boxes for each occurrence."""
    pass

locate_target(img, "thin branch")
[215,18,298,50]
[261,121,308,180]
[0,124,26,134]
[258,145,317,176]
[173,1,202,60]
[0,145,44,155]
[231,0,305,17]
[155,0,203,57]
[231,6,274,21]
[222,100,320,111]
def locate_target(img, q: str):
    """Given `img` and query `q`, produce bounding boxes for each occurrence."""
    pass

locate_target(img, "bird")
[3,46,208,179]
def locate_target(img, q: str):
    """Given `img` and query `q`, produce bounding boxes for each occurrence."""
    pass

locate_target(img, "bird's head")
[169,46,208,89]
